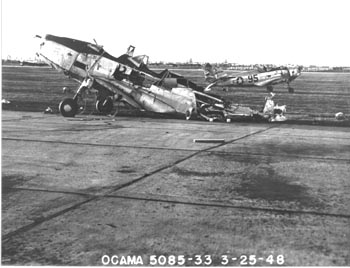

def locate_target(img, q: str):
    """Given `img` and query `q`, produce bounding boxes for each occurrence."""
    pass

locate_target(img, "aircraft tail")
[203,63,221,83]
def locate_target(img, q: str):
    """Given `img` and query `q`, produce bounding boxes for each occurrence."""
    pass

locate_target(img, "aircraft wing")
[214,70,255,82]
[254,76,284,87]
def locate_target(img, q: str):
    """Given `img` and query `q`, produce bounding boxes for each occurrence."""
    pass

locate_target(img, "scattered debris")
[335,112,346,120]
[261,92,287,122]
[2,99,11,104]
[44,107,53,114]
[193,139,225,143]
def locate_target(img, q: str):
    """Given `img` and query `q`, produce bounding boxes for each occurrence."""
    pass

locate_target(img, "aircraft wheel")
[288,87,294,93]
[267,85,274,92]
[58,98,78,117]
[96,97,113,114]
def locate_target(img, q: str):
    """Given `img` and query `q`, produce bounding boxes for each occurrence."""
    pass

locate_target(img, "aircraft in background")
[203,63,302,93]
[35,34,268,121]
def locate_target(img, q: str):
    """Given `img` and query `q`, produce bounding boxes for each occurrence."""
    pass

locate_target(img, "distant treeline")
[3,59,350,72]
[149,63,203,69]
[149,62,350,72]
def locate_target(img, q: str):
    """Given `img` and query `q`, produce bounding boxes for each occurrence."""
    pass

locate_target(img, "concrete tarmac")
[2,111,350,265]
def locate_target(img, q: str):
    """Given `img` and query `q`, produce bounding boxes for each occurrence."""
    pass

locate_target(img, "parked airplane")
[35,34,268,121]
[203,63,302,93]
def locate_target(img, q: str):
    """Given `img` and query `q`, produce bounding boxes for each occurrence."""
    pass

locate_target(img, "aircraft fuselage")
[37,34,197,117]
[214,68,301,88]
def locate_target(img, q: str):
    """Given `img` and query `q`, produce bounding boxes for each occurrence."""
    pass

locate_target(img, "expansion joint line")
[2,197,99,242]
[2,137,197,152]
[11,187,350,219]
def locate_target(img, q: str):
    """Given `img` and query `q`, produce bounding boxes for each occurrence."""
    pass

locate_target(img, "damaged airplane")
[35,34,286,122]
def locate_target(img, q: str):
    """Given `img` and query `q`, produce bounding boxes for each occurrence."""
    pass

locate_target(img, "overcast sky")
[1,0,350,66]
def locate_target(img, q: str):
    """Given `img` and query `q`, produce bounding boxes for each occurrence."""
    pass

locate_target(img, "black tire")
[267,85,274,92]
[96,97,113,114]
[58,98,78,117]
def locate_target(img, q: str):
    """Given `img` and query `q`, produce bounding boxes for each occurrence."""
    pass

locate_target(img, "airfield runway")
[2,111,350,265]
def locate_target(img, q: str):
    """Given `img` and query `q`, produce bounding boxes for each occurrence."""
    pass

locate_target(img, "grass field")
[2,66,350,123]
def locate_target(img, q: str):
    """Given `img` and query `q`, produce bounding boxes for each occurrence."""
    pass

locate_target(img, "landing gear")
[58,98,78,117]
[59,78,92,117]
[96,97,114,114]
[267,85,274,92]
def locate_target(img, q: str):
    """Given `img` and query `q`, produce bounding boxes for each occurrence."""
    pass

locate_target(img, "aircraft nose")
[297,66,303,75]
[288,67,301,82]
[294,67,302,78]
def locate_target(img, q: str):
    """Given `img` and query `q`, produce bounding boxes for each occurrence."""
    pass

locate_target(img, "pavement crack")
[104,125,277,194]
[106,193,350,219]
[6,187,350,224]
[2,137,198,152]
[4,134,348,161]
[2,126,274,241]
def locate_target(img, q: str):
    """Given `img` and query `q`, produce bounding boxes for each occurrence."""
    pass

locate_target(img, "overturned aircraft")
[36,34,285,122]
